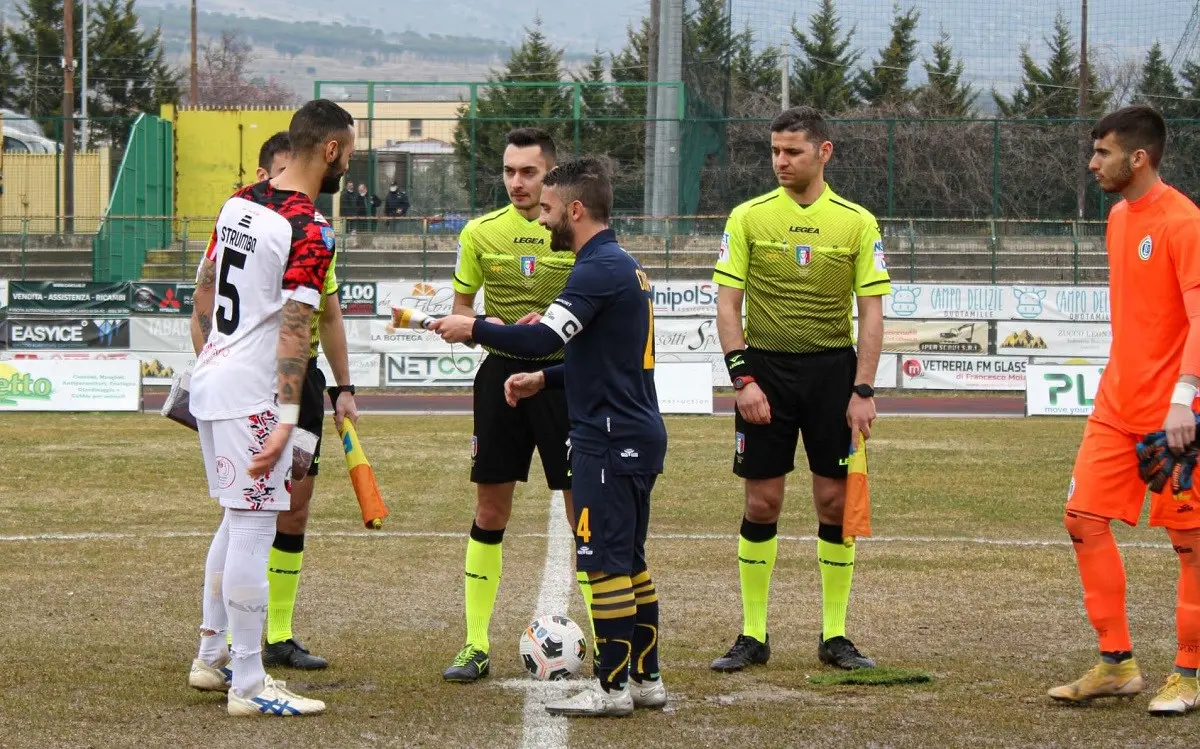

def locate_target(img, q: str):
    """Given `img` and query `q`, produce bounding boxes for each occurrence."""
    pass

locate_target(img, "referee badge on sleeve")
[873,239,888,271]
[718,232,731,263]
[795,245,812,266]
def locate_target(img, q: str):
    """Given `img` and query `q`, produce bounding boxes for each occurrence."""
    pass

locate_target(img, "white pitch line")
[519,490,573,749]
[0,528,1176,550]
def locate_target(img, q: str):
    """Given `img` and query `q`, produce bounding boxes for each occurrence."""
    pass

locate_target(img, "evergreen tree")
[7,0,81,133]
[915,29,977,116]
[610,15,651,121]
[731,22,780,107]
[856,4,920,108]
[1135,41,1182,117]
[685,0,739,116]
[993,10,1107,118]
[85,0,180,149]
[452,17,569,209]
[1180,61,1200,119]
[790,0,862,113]
[0,35,18,109]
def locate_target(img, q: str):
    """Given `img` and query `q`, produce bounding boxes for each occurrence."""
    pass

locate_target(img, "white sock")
[223,508,278,698]
[198,514,231,665]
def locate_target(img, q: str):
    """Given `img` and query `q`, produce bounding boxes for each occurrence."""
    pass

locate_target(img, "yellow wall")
[338,101,461,146]
[165,102,463,239]
[0,150,111,234]
[163,104,297,238]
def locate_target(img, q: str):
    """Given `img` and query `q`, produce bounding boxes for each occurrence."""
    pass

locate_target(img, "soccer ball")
[519,614,587,680]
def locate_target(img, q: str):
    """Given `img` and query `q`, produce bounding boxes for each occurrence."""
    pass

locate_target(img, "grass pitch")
[1,413,1198,747]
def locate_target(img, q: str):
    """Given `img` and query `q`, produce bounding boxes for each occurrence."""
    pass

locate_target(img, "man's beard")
[320,160,345,195]
[548,217,574,252]
[1101,156,1135,194]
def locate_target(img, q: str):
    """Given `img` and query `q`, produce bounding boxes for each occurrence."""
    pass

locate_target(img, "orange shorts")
[1067,416,1200,530]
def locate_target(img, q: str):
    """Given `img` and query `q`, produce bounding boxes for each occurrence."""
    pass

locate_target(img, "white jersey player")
[185,99,355,718]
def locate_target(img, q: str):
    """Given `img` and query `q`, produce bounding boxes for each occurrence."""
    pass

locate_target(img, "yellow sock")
[266,547,303,645]
[577,570,598,657]
[739,524,778,643]
[464,530,503,652]
[818,538,855,640]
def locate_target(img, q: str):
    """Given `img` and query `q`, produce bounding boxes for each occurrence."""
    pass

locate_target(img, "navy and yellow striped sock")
[631,569,660,682]
[589,572,636,692]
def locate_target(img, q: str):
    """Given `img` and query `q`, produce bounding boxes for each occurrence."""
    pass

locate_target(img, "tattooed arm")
[247,298,313,478]
[276,299,314,408]
[191,257,217,355]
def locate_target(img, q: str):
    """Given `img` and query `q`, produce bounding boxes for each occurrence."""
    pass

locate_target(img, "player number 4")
[576,507,591,544]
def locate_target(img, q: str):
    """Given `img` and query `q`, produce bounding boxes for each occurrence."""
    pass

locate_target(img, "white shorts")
[198,409,294,512]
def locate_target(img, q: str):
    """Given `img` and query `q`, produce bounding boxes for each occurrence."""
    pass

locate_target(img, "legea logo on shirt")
[1138,235,1153,261]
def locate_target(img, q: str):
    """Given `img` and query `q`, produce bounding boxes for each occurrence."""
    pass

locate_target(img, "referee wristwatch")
[732,375,757,391]
[852,383,875,399]
[327,384,356,402]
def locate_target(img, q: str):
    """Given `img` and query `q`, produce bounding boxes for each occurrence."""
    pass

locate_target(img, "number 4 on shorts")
[576,507,591,544]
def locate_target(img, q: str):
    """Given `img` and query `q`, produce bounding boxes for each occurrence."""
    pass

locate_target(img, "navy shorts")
[570,449,656,575]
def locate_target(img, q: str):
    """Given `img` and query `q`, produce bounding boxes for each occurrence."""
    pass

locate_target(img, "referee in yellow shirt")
[709,106,891,673]
[442,128,591,683]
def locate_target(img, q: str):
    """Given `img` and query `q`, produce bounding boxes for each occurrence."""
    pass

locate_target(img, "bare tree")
[1091,53,1141,110]
[193,30,297,107]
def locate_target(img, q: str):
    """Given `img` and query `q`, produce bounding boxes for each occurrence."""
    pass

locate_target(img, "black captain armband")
[724,349,753,379]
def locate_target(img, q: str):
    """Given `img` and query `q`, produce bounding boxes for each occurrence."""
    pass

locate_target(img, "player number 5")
[216,248,247,335]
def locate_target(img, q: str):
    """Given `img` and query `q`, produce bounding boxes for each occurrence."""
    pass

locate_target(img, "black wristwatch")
[327,385,356,407]
[852,383,875,399]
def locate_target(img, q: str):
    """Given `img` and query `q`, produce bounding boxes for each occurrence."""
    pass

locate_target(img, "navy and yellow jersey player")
[193,131,359,672]
[432,156,668,717]
[710,106,891,675]
[442,128,591,684]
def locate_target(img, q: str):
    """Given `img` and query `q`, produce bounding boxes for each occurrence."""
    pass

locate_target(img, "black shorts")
[298,357,326,477]
[570,449,656,575]
[471,354,571,490]
[733,346,856,480]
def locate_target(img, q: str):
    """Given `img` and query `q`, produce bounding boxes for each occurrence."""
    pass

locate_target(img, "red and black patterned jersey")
[191,182,336,421]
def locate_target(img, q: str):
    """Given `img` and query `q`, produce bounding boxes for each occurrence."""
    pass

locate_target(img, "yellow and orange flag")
[338,420,389,529]
[843,434,872,545]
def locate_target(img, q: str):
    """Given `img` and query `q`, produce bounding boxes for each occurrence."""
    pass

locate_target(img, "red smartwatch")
[732,375,757,391]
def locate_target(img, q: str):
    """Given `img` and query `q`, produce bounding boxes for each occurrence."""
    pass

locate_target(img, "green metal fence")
[314,80,1200,222]
[91,114,174,281]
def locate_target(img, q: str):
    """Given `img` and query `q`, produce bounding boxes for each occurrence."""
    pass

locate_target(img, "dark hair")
[506,127,557,164]
[770,105,832,144]
[543,156,613,224]
[257,131,290,172]
[1091,105,1167,168]
[288,98,355,154]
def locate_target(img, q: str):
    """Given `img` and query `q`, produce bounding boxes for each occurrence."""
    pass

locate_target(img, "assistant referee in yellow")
[709,106,891,673]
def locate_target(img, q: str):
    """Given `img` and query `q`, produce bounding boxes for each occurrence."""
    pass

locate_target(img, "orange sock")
[1168,528,1200,670]
[1065,511,1132,653]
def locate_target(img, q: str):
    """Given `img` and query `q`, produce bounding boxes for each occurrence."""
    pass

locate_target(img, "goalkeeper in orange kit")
[1049,106,1200,716]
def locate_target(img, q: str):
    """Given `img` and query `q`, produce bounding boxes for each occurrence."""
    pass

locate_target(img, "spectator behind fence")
[357,183,381,232]
[385,184,410,232]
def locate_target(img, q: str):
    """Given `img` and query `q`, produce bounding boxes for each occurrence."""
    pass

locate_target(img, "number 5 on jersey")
[216,249,248,334]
